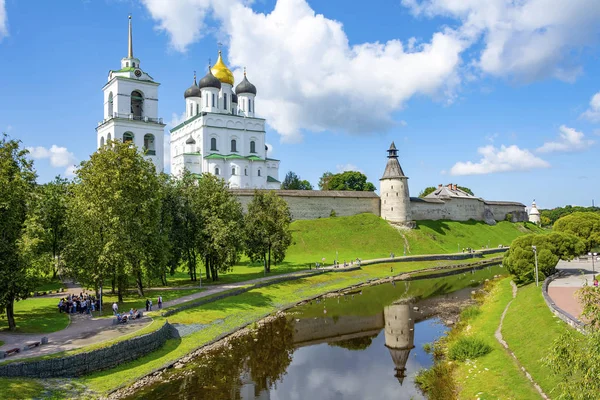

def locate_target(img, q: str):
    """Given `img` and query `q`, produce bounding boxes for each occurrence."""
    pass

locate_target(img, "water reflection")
[384,303,415,385]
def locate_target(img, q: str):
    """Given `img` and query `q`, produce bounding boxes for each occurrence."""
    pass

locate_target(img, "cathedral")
[96,17,280,188]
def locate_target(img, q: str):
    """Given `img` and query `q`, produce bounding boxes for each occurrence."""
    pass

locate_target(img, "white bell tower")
[96,16,165,172]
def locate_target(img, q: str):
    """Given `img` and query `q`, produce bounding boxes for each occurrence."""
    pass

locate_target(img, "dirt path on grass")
[495,281,549,400]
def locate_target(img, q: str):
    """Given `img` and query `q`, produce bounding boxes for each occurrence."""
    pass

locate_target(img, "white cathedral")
[96,17,281,189]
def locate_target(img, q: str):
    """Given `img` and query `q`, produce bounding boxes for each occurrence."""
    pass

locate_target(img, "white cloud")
[265,143,274,156]
[336,163,363,173]
[167,112,186,130]
[65,165,77,178]
[402,0,600,82]
[27,145,78,177]
[581,92,600,122]
[163,134,171,173]
[0,0,8,40]
[142,0,468,142]
[537,125,594,153]
[449,144,550,175]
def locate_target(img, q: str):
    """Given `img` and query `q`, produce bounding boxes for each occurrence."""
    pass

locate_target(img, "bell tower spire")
[128,15,133,58]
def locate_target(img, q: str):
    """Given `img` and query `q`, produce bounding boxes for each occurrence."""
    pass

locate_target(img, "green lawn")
[451,279,541,399]
[0,378,46,400]
[0,297,69,334]
[95,288,203,317]
[503,283,580,396]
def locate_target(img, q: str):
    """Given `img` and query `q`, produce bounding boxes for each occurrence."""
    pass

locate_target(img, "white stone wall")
[410,197,526,222]
[234,191,381,220]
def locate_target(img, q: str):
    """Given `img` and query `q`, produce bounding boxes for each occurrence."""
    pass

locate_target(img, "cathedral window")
[131,91,143,118]
[249,99,252,113]
[123,132,134,143]
[100,137,105,148]
[108,92,114,118]
[212,93,215,107]
[189,103,193,117]
[250,141,256,153]
[258,169,261,177]
[107,133,112,143]
[196,104,199,115]
[144,134,156,155]
[126,62,129,67]
[232,167,236,175]
[205,95,208,107]
[231,139,237,152]
[210,138,217,151]
[244,168,247,176]
[215,167,220,175]
[224,94,228,110]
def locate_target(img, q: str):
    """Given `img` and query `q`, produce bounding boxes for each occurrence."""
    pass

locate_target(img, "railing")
[146,150,156,156]
[97,113,164,126]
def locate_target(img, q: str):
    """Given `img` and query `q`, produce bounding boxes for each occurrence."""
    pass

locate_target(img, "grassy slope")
[453,279,540,399]
[0,297,69,334]
[284,213,542,264]
[503,283,580,396]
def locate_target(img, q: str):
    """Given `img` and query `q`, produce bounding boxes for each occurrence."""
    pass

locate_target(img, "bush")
[506,213,513,222]
[459,305,481,321]
[448,336,492,361]
[330,209,337,217]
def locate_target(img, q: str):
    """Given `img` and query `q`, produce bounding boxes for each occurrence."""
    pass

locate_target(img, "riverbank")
[0,257,501,399]
[417,278,579,399]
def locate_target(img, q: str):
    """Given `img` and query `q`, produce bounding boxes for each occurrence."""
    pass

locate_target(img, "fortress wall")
[485,204,528,222]
[411,198,485,221]
[292,314,384,346]
[233,190,380,220]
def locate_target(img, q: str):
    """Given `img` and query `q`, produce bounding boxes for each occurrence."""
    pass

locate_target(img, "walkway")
[547,259,598,321]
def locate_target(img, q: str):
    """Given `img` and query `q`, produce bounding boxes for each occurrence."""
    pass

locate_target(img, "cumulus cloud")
[449,144,550,175]
[0,0,8,40]
[536,125,594,153]
[402,0,600,82]
[27,145,78,177]
[142,0,467,142]
[581,92,600,122]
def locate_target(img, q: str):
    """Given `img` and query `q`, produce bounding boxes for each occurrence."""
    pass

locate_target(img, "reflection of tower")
[383,302,415,385]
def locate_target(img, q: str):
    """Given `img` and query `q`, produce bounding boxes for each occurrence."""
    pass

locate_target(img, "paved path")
[547,258,599,321]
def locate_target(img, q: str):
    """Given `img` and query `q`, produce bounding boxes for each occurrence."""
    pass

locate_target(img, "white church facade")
[169,53,280,189]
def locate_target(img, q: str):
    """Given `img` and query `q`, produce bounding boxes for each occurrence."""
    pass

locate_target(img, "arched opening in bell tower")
[144,134,156,155]
[123,132,134,144]
[131,90,144,118]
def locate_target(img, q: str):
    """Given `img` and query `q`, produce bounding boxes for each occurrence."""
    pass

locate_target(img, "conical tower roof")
[381,142,406,179]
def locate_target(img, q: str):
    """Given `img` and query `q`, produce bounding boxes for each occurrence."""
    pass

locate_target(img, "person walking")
[158,295,163,310]
[149,299,153,311]
[112,302,118,315]
[145,299,150,312]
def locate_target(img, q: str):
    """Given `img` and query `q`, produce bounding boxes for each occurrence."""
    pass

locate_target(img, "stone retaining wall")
[0,322,174,378]
[541,273,586,333]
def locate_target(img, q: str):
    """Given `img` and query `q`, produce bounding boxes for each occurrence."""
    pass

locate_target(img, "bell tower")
[95,16,165,172]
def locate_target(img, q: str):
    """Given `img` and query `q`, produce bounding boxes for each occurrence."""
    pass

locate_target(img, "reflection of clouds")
[270,319,446,400]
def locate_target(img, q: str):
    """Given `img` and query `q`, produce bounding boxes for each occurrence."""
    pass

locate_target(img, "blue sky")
[1,0,600,209]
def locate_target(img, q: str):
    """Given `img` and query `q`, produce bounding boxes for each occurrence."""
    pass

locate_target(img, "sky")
[1,0,600,209]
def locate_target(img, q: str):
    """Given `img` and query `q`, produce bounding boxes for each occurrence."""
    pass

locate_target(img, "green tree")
[457,186,474,196]
[540,205,600,226]
[244,190,293,273]
[323,171,376,191]
[0,134,37,330]
[195,173,244,281]
[281,171,313,190]
[553,212,600,252]
[503,232,584,284]
[419,186,436,198]
[318,171,334,190]
[22,176,69,279]
[65,140,162,300]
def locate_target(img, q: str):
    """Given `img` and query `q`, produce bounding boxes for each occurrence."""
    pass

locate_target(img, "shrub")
[415,361,457,399]
[330,209,337,217]
[448,336,492,361]
[506,213,513,222]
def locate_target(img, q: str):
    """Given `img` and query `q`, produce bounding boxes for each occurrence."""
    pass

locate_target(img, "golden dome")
[211,51,234,86]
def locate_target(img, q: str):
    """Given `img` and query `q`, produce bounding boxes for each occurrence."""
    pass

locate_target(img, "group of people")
[58,293,99,314]
[145,296,162,311]
[115,308,142,324]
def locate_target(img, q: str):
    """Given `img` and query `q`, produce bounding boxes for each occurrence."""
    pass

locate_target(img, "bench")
[0,348,21,358]
[22,341,41,351]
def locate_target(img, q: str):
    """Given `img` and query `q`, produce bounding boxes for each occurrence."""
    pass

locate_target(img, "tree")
[22,176,69,279]
[540,205,600,226]
[322,171,376,191]
[458,186,474,196]
[65,140,162,300]
[281,171,312,190]
[0,134,37,330]
[419,186,436,198]
[318,171,334,190]
[503,232,585,284]
[194,173,244,281]
[553,212,600,252]
[244,190,293,273]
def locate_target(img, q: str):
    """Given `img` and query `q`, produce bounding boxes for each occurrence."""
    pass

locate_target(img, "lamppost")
[588,252,598,278]
[532,245,539,287]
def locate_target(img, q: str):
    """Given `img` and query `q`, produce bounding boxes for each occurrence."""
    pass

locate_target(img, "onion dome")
[211,51,234,86]
[198,68,222,90]
[235,70,257,95]
[184,74,201,98]
[231,92,238,104]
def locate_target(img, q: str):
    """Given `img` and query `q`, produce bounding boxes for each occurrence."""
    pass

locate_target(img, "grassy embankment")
[418,278,578,399]
[3,214,538,334]
[0,257,502,398]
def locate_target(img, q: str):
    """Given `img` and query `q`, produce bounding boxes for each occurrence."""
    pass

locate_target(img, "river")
[125,264,504,400]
